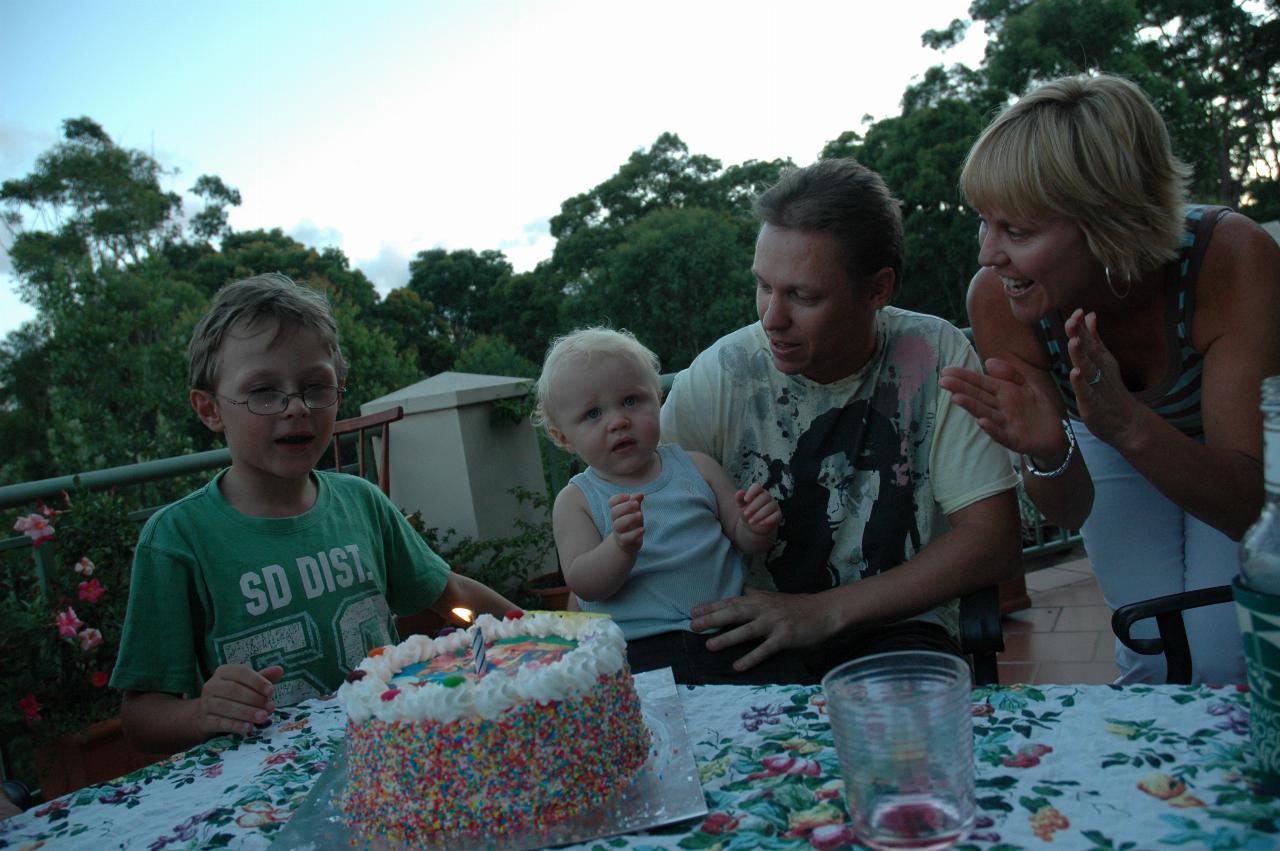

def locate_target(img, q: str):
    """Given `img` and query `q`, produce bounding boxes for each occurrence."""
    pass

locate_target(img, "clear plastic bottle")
[1240,375,1280,594]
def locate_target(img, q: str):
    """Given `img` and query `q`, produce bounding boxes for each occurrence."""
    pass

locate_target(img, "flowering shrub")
[0,488,137,747]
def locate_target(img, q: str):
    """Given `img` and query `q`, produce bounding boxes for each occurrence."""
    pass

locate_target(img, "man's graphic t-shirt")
[661,308,1018,634]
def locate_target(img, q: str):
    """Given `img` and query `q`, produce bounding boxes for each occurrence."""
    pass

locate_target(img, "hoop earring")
[1105,266,1131,300]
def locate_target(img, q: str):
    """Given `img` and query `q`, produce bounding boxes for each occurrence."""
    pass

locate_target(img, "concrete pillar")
[360,372,555,574]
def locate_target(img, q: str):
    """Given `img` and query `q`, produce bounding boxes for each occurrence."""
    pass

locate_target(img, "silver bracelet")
[1023,418,1076,479]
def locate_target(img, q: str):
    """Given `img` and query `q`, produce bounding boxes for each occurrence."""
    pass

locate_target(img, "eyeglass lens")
[246,386,340,414]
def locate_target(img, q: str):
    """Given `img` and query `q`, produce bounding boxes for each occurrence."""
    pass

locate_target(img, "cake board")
[271,667,706,850]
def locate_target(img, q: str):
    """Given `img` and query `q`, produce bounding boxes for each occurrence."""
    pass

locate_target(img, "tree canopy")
[2,0,1276,485]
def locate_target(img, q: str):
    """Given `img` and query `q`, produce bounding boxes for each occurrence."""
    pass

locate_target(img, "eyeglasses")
[215,385,344,416]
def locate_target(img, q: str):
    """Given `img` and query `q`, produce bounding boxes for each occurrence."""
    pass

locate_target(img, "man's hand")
[608,492,645,554]
[737,483,781,536]
[196,663,284,739]
[690,587,835,672]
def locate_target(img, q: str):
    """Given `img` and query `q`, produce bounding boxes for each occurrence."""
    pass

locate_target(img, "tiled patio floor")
[998,547,1122,685]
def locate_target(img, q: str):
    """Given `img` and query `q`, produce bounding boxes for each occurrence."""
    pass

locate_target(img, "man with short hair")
[661,158,1021,682]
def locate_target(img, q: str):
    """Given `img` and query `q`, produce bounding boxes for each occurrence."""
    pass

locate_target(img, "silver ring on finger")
[1088,367,1103,386]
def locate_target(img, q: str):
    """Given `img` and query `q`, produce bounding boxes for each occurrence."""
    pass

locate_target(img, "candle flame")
[451,607,474,623]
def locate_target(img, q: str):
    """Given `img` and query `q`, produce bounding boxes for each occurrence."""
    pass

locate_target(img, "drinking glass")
[822,650,976,850]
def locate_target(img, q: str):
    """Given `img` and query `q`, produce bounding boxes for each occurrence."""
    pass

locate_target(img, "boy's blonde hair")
[533,326,661,431]
[187,272,348,391]
[961,74,1191,282]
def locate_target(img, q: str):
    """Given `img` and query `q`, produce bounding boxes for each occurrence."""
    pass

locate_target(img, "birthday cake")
[337,611,650,842]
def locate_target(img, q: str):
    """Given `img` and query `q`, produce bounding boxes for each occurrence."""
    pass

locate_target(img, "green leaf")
[977,795,1014,812]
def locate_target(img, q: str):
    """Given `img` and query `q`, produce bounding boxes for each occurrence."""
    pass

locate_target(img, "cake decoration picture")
[337,609,652,844]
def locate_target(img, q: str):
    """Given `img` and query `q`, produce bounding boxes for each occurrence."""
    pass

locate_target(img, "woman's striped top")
[1033,205,1230,442]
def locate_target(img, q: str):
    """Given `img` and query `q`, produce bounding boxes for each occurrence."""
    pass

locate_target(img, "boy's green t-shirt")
[110,470,450,706]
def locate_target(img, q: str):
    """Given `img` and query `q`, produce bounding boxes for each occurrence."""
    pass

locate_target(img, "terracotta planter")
[35,716,166,799]
[527,570,572,611]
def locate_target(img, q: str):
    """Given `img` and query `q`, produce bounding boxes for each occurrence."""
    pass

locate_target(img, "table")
[1,681,1276,850]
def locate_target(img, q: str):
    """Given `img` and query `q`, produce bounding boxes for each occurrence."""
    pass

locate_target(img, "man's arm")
[691,490,1021,671]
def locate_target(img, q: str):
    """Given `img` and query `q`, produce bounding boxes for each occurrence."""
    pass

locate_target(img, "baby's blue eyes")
[585,408,601,420]
[623,396,637,408]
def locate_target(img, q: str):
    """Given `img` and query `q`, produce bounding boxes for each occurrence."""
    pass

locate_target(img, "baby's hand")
[196,663,284,739]
[737,484,781,535]
[608,492,645,554]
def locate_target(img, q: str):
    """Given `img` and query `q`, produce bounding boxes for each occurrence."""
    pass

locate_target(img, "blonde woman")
[940,74,1280,683]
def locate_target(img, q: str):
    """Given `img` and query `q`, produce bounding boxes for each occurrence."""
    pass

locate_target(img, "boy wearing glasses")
[111,273,516,753]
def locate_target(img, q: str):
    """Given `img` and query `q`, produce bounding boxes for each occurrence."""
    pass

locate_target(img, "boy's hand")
[737,484,781,535]
[608,492,645,554]
[196,663,284,738]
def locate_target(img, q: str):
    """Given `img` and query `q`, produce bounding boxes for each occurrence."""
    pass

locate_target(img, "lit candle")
[451,607,474,623]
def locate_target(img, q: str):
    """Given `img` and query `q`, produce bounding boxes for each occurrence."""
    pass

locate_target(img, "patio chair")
[1110,585,1233,684]
[960,584,1005,686]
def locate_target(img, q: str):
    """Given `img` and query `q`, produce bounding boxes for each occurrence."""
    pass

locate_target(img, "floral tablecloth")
[1,681,1277,850]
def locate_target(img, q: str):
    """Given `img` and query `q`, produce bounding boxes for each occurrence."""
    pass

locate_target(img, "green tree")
[0,119,221,480]
[454,334,538,379]
[485,266,570,365]
[958,0,1279,207]
[182,228,381,314]
[369,287,458,380]
[548,133,726,283]
[0,119,421,486]
[405,248,513,346]
[189,175,242,243]
[569,207,756,371]
[824,67,1000,323]
[547,135,787,363]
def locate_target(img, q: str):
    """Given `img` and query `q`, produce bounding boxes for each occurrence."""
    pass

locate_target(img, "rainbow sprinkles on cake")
[338,610,651,843]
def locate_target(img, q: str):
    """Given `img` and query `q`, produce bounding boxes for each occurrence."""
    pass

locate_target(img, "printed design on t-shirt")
[216,613,329,706]
[729,329,937,593]
[753,396,920,592]
[238,543,374,615]
[219,541,392,702]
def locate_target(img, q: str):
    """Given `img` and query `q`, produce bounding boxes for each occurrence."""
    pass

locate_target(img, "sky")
[0,0,988,339]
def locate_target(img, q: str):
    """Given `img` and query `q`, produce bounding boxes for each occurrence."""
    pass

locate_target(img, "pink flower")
[55,607,84,637]
[78,578,106,603]
[13,513,55,545]
[78,628,103,650]
[1003,743,1053,768]
[810,823,859,850]
[74,556,95,577]
[18,693,42,723]
[701,812,741,835]
[90,670,109,688]
[748,755,823,780]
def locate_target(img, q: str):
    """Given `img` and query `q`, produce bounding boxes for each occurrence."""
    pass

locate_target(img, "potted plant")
[406,485,562,614]
[0,489,164,799]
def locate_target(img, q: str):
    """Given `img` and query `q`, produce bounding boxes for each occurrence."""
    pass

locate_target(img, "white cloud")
[355,243,414,296]
[289,219,344,251]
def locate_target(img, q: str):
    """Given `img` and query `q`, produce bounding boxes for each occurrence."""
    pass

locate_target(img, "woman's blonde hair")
[961,74,1191,282]
[532,326,660,431]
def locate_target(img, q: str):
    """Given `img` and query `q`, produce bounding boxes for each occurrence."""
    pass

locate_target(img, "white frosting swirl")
[338,613,627,724]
